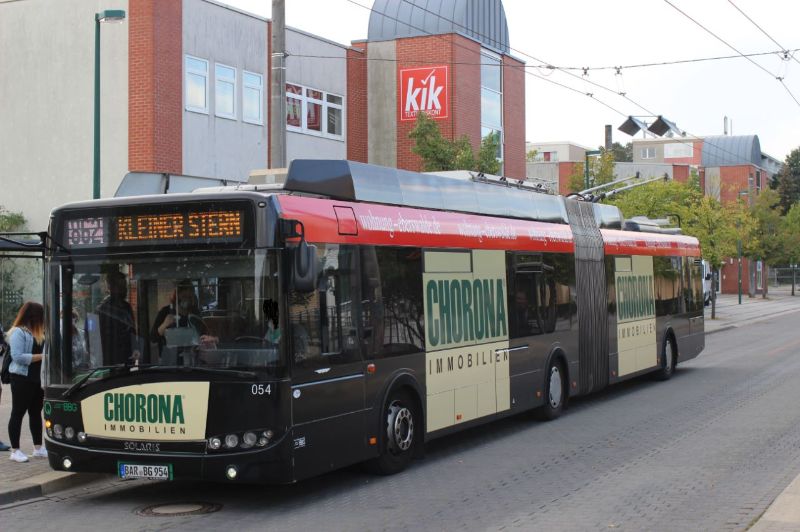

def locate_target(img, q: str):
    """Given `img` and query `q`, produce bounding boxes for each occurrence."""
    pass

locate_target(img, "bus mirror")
[292,240,318,292]
[705,273,712,281]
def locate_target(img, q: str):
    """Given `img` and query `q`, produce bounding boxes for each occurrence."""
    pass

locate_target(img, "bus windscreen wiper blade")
[62,364,128,398]
[135,365,257,379]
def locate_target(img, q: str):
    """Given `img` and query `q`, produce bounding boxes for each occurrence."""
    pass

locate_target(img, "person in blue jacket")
[6,302,46,463]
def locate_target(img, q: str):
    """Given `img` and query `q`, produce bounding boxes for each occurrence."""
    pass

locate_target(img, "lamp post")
[94,9,126,200]
[584,150,601,190]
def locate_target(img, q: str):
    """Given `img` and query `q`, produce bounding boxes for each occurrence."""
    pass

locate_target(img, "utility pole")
[270,0,287,169]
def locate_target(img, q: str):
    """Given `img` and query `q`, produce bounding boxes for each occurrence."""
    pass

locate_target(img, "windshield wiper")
[62,365,128,398]
[135,365,257,379]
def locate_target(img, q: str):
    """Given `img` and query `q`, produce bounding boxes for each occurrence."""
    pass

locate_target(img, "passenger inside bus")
[93,271,140,365]
[150,280,217,365]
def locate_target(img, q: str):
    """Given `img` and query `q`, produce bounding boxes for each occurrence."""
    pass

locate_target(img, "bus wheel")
[538,359,566,421]
[368,390,417,475]
[654,338,676,381]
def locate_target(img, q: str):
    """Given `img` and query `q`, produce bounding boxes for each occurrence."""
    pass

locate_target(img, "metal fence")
[768,267,800,287]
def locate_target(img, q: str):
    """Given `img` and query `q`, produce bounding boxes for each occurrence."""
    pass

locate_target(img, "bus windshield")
[48,250,282,385]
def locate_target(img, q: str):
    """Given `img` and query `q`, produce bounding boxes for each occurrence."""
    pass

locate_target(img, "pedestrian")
[6,302,47,463]
[0,322,12,451]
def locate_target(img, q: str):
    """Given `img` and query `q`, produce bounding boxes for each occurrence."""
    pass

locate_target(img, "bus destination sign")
[65,210,244,248]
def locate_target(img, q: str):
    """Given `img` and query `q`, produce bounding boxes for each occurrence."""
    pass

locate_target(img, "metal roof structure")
[367,0,510,54]
[701,135,762,168]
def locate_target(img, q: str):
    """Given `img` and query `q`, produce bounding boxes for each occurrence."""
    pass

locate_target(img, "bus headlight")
[224,434,239,449]
[77,432,87,443]
[65,427,75,440]
[208,437,222,450]
[241,432,257,448]
[53,424,64,439]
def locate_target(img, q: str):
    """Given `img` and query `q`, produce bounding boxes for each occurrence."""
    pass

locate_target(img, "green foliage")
[600,142,632,162]
[782,202,800,264]
[606,179,701,220]
[409,113,500,175]
[0,206,24,232]
[776,147,800,214]
[0,206,27,326]
[526,148,538,162]
[566,162,585,194]
[748,188,784,265]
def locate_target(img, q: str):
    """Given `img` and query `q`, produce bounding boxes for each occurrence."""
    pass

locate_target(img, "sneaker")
[32,447,47,458]
[9,450,29,463]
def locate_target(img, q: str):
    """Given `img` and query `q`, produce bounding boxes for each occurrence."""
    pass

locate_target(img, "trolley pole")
[270,0,287,169]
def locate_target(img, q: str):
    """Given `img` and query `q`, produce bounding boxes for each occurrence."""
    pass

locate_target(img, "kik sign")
[399,65,449,121]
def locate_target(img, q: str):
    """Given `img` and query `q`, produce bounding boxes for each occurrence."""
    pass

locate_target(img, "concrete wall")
[367,41,397,167]
[182,0,267,180]
[0,0,129,232]
[285,27,348,162]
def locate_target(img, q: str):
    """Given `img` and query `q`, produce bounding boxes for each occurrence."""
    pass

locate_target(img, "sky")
[221,0,799,161]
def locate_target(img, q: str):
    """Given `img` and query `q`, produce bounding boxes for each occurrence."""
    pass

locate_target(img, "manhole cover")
[136,502,222,517]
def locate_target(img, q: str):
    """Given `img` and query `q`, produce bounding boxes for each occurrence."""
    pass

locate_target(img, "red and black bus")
[40,159,704,483]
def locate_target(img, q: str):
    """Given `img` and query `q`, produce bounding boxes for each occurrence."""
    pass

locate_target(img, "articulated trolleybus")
[41,160,704,483]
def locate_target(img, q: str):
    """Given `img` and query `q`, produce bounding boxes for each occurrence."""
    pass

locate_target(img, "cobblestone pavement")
[2,306,800,531]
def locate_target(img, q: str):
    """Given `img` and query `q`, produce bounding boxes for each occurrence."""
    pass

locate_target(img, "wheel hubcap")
[548,367,562,409]
[665,342,674,373]
[387,402,414,453]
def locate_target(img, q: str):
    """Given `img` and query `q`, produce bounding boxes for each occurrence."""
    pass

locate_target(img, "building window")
[243,71,263,125]
[285,83,344,140]
[641,147,656,159]
[480,50,503,165]
[185,55,208,114]
[215,63,236,120]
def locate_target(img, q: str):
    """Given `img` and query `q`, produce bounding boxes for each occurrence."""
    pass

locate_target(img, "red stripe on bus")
[277,196,700,257]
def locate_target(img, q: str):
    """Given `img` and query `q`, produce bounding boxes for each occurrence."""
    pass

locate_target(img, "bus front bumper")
[44,435,295,484]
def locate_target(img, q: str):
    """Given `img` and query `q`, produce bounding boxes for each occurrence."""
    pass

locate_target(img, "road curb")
[0,471,107,506]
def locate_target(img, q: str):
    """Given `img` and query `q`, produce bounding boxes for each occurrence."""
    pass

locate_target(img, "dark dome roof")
[368,0,510,54]
[702,135,762,167]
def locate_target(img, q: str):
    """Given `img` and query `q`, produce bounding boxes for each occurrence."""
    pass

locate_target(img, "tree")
[782,202,800,295]
[600,142,632,162]
[748,189,784,297]
[776,147,800,214]
[0,206,27,326]
[409,113,501,175]
[526,148,538,162]
[606,179,701,221]
[564,152,616,194]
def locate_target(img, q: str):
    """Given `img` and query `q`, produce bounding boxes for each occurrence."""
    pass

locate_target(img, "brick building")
[347,0,526,179]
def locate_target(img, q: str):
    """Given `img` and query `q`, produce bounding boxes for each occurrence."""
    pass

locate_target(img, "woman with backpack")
[6,302,46,463]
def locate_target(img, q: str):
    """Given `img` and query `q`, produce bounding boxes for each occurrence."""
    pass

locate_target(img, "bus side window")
[289,244,361,368]
[363,247,424,358]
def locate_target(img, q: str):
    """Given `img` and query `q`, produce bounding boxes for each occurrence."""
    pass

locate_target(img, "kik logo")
[400,65,449,121]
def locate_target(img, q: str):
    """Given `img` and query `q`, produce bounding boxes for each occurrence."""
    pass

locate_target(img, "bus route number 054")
[251,384,272,396]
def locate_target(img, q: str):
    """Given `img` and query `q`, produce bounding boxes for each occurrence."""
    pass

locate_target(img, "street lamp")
[94,9,126,200]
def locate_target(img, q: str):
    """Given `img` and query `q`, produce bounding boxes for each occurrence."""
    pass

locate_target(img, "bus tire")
[538,358,566,421]
[654,336,676,381]
[368,389,419,475]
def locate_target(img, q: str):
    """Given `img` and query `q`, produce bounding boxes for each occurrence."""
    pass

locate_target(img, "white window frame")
[242,70,264,125]
[480,49,503,164]
[214,63,237,120]
[641,147,656,159]
[285,82,345,141]
[185,55,209,114]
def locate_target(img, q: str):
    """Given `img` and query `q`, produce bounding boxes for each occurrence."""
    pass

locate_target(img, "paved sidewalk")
[0,287,799,515]
[0,386,104,504]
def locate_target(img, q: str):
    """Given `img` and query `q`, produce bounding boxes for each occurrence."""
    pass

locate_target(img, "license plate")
[118,462,173,480]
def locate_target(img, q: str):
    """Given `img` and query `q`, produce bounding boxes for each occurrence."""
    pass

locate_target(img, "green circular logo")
[44,402,52,416]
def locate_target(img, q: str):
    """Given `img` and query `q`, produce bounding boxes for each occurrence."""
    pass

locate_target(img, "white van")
[702,260,713,306]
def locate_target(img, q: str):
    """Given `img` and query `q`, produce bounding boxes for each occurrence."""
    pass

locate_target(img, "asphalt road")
[3,313,800,531]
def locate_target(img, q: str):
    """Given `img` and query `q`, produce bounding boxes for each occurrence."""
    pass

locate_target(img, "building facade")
[347,0,526,179]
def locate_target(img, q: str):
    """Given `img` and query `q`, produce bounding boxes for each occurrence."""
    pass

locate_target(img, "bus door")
[288,244,367,476]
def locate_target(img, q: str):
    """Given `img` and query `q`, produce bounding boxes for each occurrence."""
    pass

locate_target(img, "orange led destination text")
[115,211,242,241]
